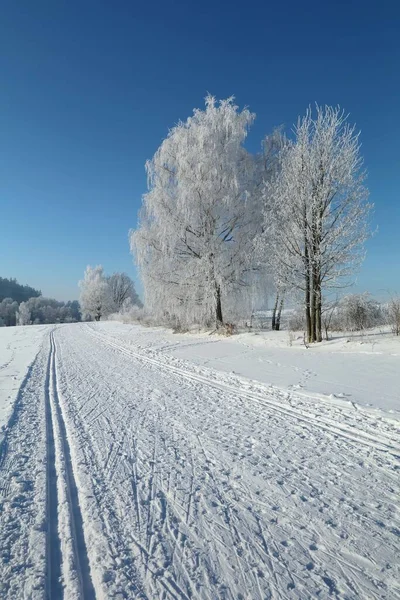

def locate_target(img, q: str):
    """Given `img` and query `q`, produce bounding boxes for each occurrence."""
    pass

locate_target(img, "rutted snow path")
[0,324,399,599]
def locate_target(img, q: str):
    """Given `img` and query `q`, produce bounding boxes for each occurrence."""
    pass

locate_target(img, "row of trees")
[15,298,81,326]
[130,97,372,342]
[79,267,142,321]
[0,271,141,327]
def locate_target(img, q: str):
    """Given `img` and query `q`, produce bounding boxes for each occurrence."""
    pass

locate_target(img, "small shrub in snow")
[339,294,382,331]
[288,308,306,332]
[107,300,144,324]
[387,297,400,336]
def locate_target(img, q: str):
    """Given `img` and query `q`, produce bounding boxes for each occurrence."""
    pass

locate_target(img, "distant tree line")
[16,298,81,326]
[1,272,142,327]
[0,276,82,327]
[0,277,41,303]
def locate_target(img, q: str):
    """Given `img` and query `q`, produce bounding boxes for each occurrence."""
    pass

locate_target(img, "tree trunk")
[310,282,316,343]
[304,219,312,344]
[216,285,223,326]
[271,292,279,330]
[275,296,284,331]
[315,278,322,342]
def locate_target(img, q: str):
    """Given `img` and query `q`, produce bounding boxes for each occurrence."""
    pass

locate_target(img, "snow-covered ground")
[100,322,400,414]
[0,325,50,430]
[0,323,399,599]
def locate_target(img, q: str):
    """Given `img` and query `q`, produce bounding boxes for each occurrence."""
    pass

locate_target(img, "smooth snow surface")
[0,323,399,599]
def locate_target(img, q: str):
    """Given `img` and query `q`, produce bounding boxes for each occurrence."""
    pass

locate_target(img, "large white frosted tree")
[130,96,258,326]
[260,106,371,342]
[79,265,111,321]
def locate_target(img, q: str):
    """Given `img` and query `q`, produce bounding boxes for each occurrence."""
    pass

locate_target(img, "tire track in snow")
[49,332,96,599]
[86,326,400,458]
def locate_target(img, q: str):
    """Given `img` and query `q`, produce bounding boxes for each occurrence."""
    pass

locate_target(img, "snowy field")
[0,323,399,599]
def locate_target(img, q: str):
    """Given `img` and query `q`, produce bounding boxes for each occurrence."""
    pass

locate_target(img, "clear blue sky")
[1,0,399,301]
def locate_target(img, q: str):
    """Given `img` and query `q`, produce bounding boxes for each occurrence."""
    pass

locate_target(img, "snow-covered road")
[0,324,399,599]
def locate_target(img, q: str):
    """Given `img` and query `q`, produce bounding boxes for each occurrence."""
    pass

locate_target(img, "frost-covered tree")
[387,296,400,336]
[0,298,19,326]
[260,106,371,342]
[131,95,258,327]
[79,265,111,321]
[107,272,142,311]
[65,300,81,323]
[17,301,31,326]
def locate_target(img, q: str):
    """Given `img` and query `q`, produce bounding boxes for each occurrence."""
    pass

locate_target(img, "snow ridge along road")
[0,323,399,599]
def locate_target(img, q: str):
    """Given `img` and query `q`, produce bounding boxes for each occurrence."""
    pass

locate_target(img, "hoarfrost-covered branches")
[79,267,141,321]
[131,99,372,339]
[107,272,142,310]
[259,105,372,342]
[131,96,260,326]
[79,266,112,321]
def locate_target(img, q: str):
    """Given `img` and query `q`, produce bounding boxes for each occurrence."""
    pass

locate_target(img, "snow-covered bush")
[338,294,382,331]
[288,308,306,331]
[107,298,144,324]
[387,297,400,336]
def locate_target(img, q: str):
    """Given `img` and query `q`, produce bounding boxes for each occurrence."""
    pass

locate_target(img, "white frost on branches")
[130,95,259,326]
[258,105,372,342]
[16,301,31,326]
[79,265,112,321]
[131,99,372,340]
[79,267,141,321]
[107,272,143,311]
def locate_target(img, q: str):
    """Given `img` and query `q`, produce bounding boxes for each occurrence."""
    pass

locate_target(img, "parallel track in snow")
[47,331,96,599]
[2,324,398,598]
[44,334,63,598]
[51,324,400,599]
[85,325,400,458]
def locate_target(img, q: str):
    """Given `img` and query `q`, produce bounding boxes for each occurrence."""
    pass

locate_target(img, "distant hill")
[0,277,41,304]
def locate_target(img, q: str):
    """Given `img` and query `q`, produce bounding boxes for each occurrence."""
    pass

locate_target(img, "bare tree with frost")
[107,272,142,311]
[260,106,371,342]
[79,265,112,321]
[131,96,258,327]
